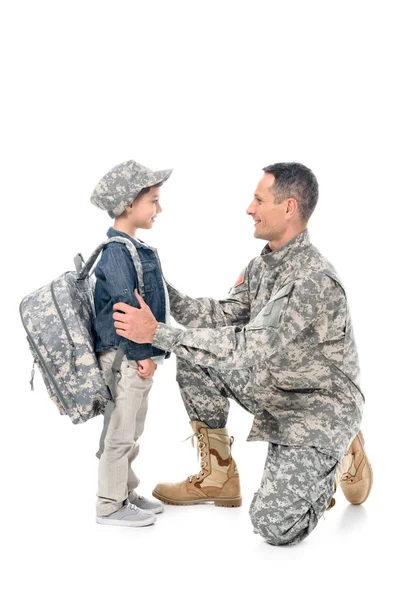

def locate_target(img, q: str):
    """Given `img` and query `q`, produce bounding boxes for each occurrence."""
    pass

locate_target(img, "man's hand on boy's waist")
[113,289,158,344]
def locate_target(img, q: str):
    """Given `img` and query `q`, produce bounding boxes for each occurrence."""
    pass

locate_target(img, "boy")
[90,159,172,527]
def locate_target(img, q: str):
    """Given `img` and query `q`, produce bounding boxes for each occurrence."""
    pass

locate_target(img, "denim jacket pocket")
[142,261,156,293]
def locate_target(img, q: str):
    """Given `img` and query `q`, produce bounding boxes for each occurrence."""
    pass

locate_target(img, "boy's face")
[128,186,162,229]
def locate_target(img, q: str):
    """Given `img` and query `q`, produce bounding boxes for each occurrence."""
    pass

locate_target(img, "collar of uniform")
[106,227,146,248]
[261,229,310,268]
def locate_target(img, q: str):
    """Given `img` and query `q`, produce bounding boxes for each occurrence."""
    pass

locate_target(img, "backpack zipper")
[19,300,70,413]
[30,357,37,390]
[50,280,77,371]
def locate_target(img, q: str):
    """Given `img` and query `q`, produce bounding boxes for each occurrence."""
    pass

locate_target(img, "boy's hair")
[134,181,163,202]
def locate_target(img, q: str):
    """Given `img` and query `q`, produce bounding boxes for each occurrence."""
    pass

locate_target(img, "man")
[112,162,373,545]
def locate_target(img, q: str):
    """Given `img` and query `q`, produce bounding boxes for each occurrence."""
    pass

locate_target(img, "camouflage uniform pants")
[176,357,338,546]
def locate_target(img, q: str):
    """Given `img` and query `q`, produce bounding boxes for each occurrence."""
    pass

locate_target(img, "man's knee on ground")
[249,497,316,546]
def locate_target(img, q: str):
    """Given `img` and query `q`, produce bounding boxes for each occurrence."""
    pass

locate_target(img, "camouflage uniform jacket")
[152,229,364,460]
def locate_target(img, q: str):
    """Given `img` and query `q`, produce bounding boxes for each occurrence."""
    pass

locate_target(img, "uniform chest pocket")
[248,282,295,329]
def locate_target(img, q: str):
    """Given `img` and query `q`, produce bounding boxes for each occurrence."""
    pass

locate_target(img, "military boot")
[152,421,242,507]
[337,431,373,504]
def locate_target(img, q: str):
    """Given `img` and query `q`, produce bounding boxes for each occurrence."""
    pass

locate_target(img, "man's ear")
[286,197,298,218]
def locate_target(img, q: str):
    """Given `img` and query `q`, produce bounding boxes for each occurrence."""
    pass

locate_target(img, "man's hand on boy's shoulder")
[113,289,158,344]
[136,358,157,380]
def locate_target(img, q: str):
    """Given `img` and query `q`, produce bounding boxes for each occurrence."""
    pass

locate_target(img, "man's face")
[130,186,162,229]
[246,173,289,241]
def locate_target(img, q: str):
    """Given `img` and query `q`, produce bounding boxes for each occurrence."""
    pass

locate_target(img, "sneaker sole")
[152,489,242,508]
[96,515,156,527]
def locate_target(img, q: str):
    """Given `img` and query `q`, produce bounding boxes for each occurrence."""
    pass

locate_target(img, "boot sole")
[152,489,242,508]
[340,432,373,504]
[342,461,373,504]
[350,457,374,504]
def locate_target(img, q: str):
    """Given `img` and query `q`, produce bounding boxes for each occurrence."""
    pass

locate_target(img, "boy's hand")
[136,358,157,380]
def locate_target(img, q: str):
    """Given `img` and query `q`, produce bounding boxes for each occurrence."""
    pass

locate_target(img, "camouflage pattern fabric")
[176,356,337,545]
[20,271,108,423]
[175,356,255,429]
[20,237,146,424]
[249,444,337,545]
[90,160,173,218]
[153,229,364,462]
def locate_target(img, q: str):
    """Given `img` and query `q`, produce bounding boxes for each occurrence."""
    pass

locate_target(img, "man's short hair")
[262,162,319,222]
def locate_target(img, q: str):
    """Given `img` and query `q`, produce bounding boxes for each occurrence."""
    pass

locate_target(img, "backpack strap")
[76,236,145,298]
[80,236,146,458]
[95,342,125,459]
[74,253,85,274]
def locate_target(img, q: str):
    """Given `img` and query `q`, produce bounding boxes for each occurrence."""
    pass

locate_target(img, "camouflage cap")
[90,160,173,218]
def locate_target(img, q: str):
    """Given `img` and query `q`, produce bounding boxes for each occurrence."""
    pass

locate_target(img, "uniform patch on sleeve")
[233,267,246,288]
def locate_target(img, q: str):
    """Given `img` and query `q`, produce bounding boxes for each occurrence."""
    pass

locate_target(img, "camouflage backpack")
[19,237,145,458]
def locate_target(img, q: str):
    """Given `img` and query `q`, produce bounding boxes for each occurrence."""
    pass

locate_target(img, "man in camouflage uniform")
[112,162,373,545]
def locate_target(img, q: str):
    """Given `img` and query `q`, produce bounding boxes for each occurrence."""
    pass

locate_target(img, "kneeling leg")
[249,443,337,546]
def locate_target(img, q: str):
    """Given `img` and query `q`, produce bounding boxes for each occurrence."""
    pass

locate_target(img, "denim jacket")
[93,227,170,361]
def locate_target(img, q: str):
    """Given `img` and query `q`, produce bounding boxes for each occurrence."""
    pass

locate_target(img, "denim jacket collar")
[107,227,146,249]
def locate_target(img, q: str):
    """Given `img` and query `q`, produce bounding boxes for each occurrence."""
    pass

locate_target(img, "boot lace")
[183,432,208,483]
[340,453,356,483]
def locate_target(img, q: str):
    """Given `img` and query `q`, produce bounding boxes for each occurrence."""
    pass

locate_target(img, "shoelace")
[183,432,208,483]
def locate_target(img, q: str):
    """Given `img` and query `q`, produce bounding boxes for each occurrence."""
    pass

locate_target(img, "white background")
[1,0,399,598]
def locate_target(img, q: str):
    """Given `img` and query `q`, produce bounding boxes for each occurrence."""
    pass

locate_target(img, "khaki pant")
[96,349,155,517]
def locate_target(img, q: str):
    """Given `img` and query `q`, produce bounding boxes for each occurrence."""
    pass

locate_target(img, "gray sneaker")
[96,502,156,527]
[127,494,164,514]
